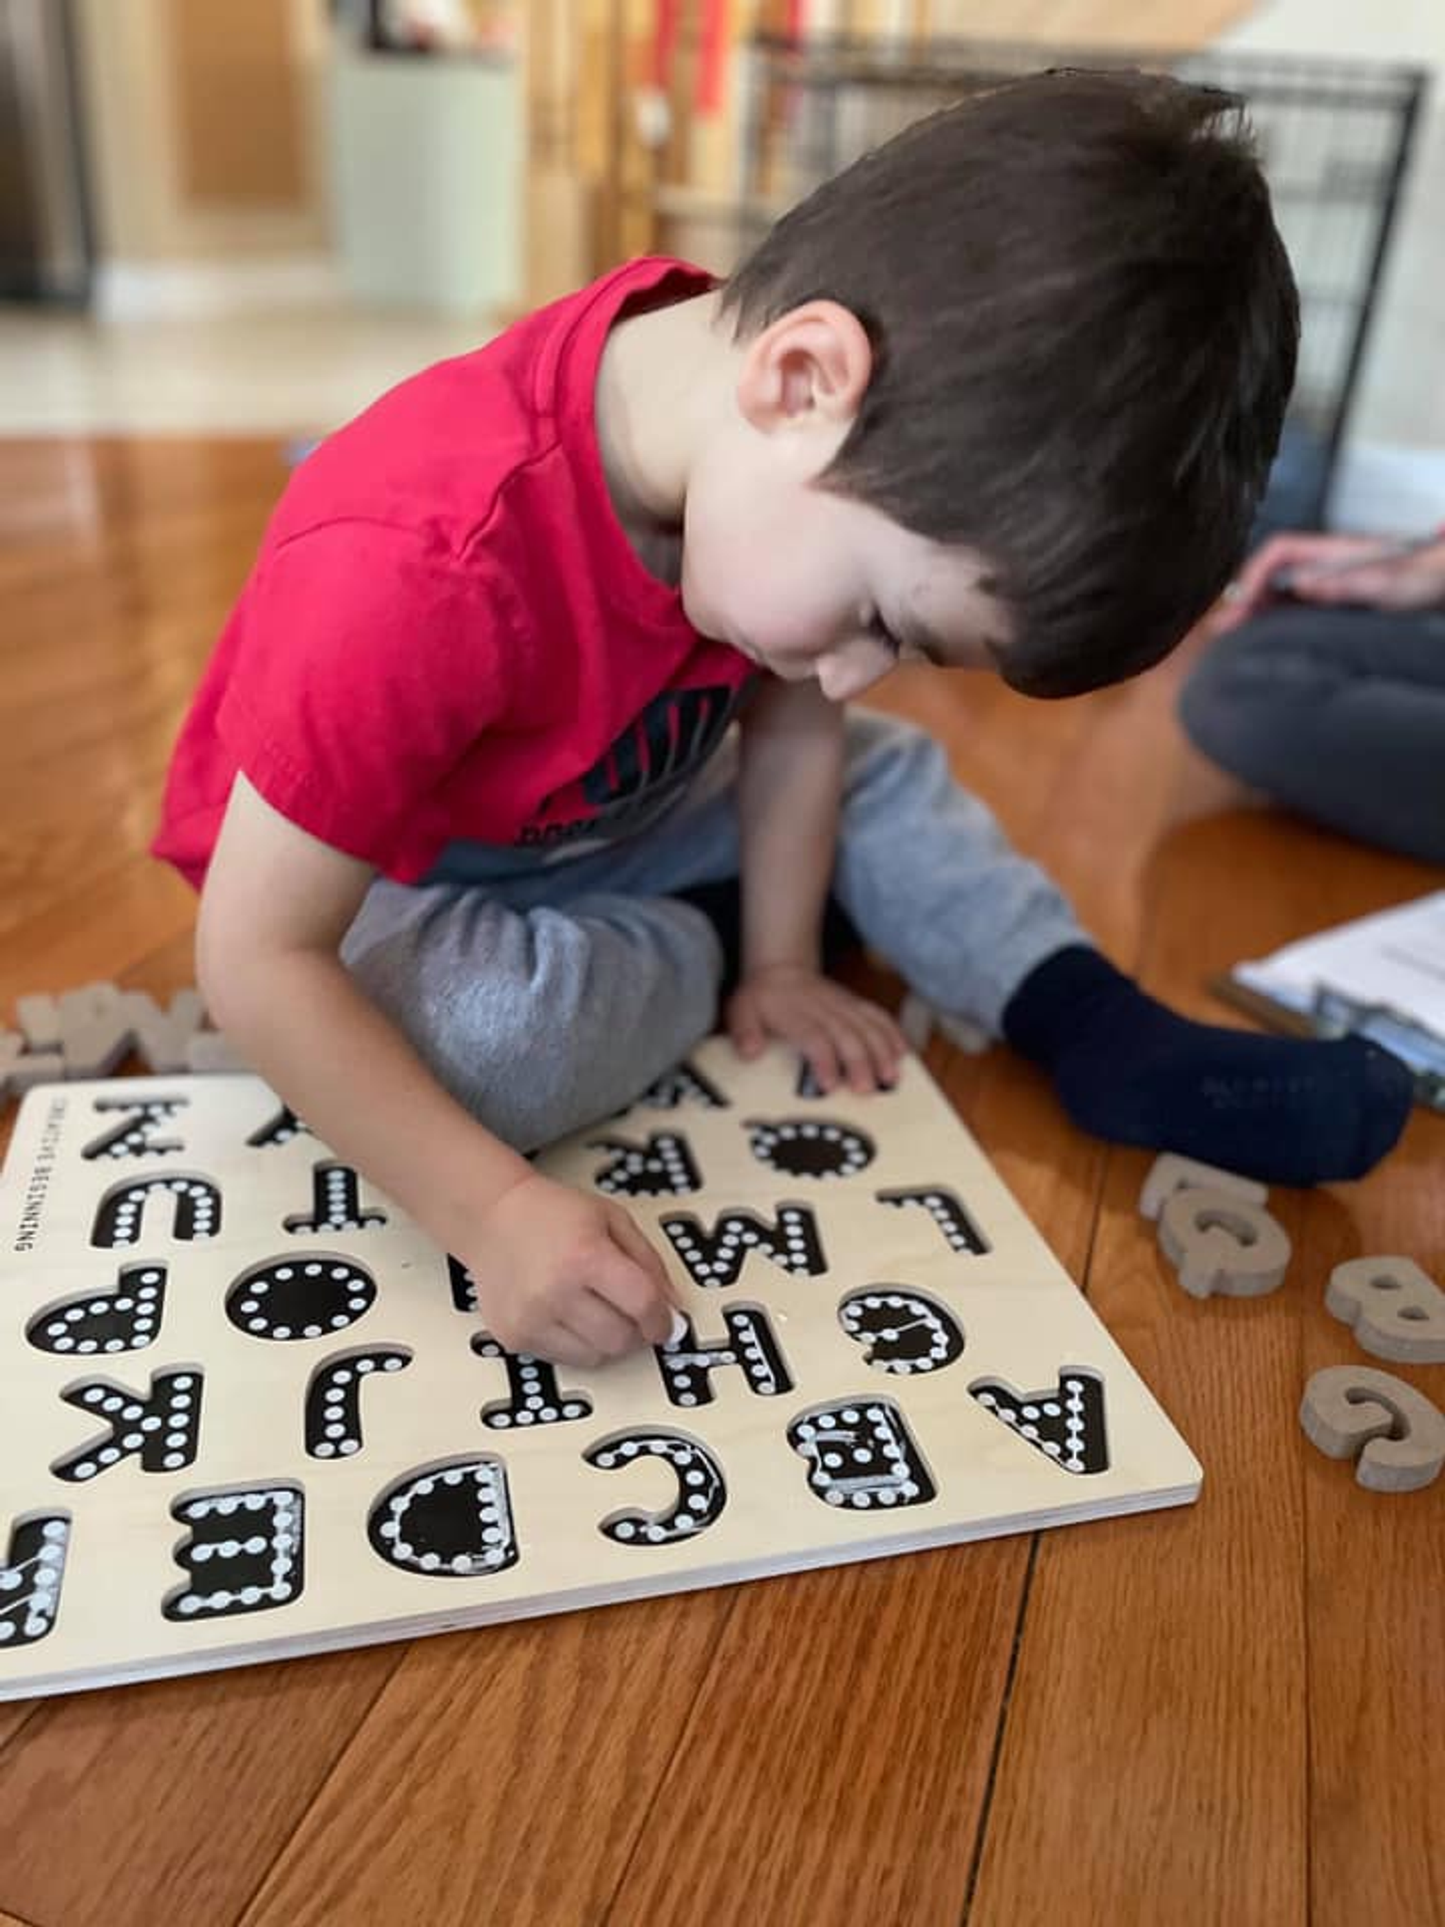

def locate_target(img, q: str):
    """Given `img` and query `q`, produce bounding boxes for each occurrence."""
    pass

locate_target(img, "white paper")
[1234,889,1445,1039]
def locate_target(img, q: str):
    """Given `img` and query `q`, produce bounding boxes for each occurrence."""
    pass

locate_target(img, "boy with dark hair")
[154,70,1413,1369]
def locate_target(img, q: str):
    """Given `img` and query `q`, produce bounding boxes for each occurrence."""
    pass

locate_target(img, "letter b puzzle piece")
[1325,1257,1445,1365]
[1300,1366,1445,1493]
[1157,1187,1291,1300]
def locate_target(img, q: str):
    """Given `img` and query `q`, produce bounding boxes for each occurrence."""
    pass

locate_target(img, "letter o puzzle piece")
[1157,1187,1291,1300]
[1325,1257,1445,1365]
[1300,1366,1445,1493]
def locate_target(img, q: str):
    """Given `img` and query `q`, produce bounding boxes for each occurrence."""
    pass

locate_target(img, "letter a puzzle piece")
[1300,1366,1445,1493]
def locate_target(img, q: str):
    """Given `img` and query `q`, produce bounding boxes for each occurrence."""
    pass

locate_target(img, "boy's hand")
[726,963,906,1094]
[464,1172,679,1369]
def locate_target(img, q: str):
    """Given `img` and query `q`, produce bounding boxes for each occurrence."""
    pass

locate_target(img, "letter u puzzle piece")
[0,1043,1200,1699]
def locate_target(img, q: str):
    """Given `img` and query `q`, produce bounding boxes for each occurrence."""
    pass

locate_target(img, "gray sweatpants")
[340,708,1084,1149]
[1180,604,1445,867]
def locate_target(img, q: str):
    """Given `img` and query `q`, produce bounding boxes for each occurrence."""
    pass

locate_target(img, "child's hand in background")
[465,1172,678,1368]
[726,963,906,1094]
[1215,531,1445,633]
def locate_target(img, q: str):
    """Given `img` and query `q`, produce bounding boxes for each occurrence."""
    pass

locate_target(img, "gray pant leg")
[340,886,723,1151]
[1179,606,1445,865]
[527,707,1085,1031]
[830,709,1086,1032]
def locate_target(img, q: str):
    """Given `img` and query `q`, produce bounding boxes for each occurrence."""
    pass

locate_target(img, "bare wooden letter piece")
[1300,1366,1445,1493]
[1157,1187,1291,1300]
[1139,1152,1269,1223]
[1326,1257,1445,1366]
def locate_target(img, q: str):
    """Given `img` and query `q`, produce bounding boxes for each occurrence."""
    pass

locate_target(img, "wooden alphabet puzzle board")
[0,1042,1201,1700]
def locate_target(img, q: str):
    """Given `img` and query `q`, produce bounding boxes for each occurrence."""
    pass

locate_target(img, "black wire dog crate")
[730,36,1428,527]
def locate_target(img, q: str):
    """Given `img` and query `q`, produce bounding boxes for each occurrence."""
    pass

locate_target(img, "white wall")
[1221,0,1445,513]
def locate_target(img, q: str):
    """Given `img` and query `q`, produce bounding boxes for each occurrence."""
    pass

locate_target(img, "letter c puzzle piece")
[1157,1187,1291,1300]
[1300,1366,1445,1493]
[1325,1257,1445,1365]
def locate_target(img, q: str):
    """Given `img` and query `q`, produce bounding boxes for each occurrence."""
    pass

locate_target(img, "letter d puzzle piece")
[1300,1366,1445,1493]
[1157,1187,1291,1300]
[1325,1257,1445,1365]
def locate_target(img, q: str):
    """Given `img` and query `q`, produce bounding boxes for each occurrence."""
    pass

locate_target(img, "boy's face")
[680,299,1012,703]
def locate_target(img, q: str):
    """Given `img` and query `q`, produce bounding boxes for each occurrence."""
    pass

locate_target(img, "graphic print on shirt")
[517,683,749,850]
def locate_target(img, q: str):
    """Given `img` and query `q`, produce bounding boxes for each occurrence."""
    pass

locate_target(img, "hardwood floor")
[1,437,1441,1927]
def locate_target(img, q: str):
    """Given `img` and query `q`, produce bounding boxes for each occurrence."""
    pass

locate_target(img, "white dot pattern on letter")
[969,1370,1109,1475]
[589,1131,702,1198]
[473,1334,593,1429]
[305,1348,411,1458]
[91,1173,220,1248]
[744,1118,875,1182]
[165,1485,303,1619]
[656,1305,793,1406]
[52,1369,202,1482]
[0,1515,71,1648]
[632,1060,729,1112]
[81,1096,188,1163]
[368,1458,519,1577]
[838,1287,965,1374]
[283,1160,386,1236]
[586,1429,727,1543]
[661,1206,826,1290]
[876,1187,989,1256]
[225,1255,377,1341]
[28,1262,166,1356]
[788,1399,936,1509]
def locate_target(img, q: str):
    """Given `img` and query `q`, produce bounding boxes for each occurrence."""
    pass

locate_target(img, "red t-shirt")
[152,257,758,889]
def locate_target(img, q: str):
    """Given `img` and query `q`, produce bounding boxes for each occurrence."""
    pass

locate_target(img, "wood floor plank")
[966,803,1445,1926]
[237,1594,739,1927]
[0,1705,36,1754]
[0,1649,401,1927]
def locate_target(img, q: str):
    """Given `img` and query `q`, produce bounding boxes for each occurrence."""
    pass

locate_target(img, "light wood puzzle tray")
[0,1040,1200,1701]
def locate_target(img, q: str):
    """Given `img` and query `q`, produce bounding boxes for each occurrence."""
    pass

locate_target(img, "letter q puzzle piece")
[1300,1366,1445,1493]
[1325,1257,1445,1365]
[1157,1187,1291,1300]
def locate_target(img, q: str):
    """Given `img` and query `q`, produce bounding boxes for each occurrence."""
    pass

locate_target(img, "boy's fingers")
[605,1222,681,1345]
[565,1289,638,1358]
[728,1001,766,1057]
[536,1324,604,1371]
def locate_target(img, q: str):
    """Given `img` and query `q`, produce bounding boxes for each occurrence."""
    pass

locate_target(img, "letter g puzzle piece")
[1299,1366,1445,1493]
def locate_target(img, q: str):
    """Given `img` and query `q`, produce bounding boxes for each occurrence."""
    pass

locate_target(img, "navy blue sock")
[1002,945,1413,1185]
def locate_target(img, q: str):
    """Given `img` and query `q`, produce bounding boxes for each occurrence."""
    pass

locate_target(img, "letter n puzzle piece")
[1157,1188,1290,1300]
[1325,1257,1445,1365]
[1300,1366,1445,1493]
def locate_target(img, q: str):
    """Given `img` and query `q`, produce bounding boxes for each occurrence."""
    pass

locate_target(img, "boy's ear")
[735,300,873,435]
